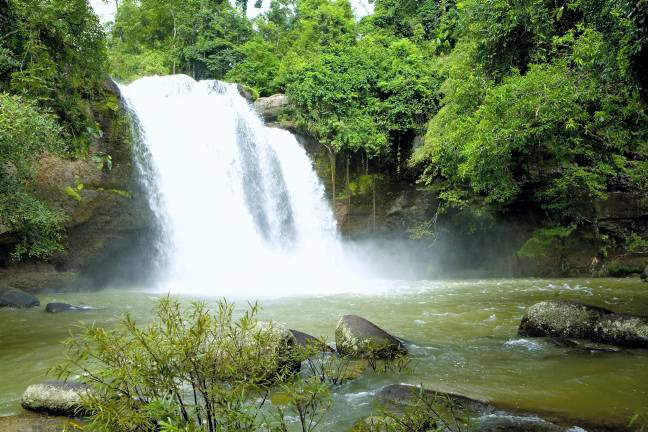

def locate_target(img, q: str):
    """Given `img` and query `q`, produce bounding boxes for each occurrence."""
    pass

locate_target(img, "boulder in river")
[335,315,407,359]
[21,381,92,416]
[0,287,40,308]
[45,302,97,313]
[290,329,334,352]
[519,300,648,348]
[253,321,301,374]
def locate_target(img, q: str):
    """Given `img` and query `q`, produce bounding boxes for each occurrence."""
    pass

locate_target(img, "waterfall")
[120,75,350,296]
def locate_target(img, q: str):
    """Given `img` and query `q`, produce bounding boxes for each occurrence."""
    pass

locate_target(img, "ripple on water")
[503,338,545,351]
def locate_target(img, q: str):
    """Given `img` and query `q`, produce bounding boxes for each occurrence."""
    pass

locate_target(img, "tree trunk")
[327,148,336,205]
[345,155,350,208]
[172,13,177,74]
[372,175,376,232]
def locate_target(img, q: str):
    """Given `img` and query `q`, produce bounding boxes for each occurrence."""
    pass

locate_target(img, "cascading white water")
[120,74,358,296]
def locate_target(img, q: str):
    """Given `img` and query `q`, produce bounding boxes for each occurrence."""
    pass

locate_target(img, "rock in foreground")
[0,411,78,432]
[0,288,40,308]
[335,315,406,359]
[21,381,92,416]
[519,300,648,348]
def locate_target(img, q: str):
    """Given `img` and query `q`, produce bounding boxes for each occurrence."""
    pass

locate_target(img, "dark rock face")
[335,315,406,359]
[519,300,648,348]
[45,302,96,313]
[1,81,158,291]
[21,381,92,416]
[0,288,40,308]
[236,84,256,103]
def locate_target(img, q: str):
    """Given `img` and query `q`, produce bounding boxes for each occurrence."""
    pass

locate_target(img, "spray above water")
[120,75,362,296]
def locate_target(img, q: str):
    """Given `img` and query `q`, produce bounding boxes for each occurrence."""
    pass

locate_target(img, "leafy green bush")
[1,0,107,155]
[53,298,333,432]
[0,93,66,260]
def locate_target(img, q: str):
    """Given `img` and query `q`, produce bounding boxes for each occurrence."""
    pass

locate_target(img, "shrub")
[53,298,330,432]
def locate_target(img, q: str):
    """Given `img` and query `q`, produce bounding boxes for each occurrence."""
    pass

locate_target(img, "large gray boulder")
[335,315,406,359]
[254,94,290,121]
[519,300,648,348]
[21,381,92,416]
[0,288,40,308]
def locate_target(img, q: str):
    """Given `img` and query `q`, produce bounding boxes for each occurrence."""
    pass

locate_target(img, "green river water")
[1,278,647,430]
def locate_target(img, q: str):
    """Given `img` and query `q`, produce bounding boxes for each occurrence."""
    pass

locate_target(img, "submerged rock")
[45,302,96,313]
[519,301,648,348]
[254,94,290,121]
[474,414,564,432]
[374,384,598,432]
[21,381,92,416]
[335,315,407,359]
[0,288,40,308]
[0,411,78,432]
[547,337,622,353]
[376,384,496,414]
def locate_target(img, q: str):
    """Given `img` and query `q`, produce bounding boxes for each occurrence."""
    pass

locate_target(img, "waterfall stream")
[120,75,350,296]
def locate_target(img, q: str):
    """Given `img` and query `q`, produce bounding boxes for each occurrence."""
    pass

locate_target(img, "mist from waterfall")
[120,75,367,296]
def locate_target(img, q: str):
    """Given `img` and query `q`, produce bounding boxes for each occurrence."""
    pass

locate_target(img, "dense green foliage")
[0,94,66,260]
[410,0,648,256]
[0,0,108,260]
[1,0,646,264]
[108,0,648,262]
[109,0,253,82]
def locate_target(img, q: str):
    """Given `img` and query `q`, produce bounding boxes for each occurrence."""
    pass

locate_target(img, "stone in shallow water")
[21,381,92,416]
[335,315,407,359]
[289,329,334,352]
[45,303,97,313]
[0,411,79,432]
[374,385,596,432]
[519,300,648,348]
[474,414,564,432]
[0,288,40,308]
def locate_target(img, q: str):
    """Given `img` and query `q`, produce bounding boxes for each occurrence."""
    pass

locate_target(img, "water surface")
[1,278,646,429]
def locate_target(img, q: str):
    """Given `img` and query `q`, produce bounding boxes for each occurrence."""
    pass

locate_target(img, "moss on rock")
[519,300,648,348]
